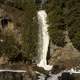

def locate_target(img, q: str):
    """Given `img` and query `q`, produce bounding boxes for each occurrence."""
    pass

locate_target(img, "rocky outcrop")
[48,31,80,69]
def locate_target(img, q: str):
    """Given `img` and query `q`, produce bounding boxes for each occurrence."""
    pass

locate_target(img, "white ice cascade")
[37,10,53,70]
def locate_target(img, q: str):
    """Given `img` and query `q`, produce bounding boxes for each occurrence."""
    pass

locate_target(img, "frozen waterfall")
[37,10,52,70]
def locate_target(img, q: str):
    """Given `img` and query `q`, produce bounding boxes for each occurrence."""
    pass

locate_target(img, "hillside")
[0,0,80,80]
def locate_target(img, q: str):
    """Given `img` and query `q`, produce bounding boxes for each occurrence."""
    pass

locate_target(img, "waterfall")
[37,10,52,70]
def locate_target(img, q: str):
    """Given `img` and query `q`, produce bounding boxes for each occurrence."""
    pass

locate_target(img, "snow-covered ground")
[0,69,26,73]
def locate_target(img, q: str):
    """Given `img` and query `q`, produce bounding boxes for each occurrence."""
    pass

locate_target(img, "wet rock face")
[51,65,65,74]
[59,72,74,80]
[1,16,11,29]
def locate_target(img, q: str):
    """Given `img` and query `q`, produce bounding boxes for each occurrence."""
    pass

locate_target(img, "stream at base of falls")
[37,68,80,80]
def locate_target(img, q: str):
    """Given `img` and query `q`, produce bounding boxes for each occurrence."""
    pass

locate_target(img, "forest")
[0,0,80,63]
[0,0,38,63]
[46,0,80,50]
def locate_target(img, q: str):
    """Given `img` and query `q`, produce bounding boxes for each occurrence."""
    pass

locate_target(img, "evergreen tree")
[46,0,80,50]
[46,0,66,47]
